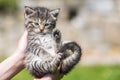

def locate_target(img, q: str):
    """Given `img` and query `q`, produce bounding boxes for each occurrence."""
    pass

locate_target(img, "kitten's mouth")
[40,29,44,33]
[39,27,45,33]
[35,27,44,34]
[37,31,46,35]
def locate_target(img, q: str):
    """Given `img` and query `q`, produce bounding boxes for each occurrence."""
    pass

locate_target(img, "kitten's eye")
[34,22,39,26]
[44,23,50,26]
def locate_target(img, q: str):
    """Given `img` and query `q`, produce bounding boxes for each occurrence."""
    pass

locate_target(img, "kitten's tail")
[58,41,82,74]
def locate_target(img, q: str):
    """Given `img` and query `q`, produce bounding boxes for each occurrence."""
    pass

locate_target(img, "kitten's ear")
[50,8,60,20]
[24,6,35,18]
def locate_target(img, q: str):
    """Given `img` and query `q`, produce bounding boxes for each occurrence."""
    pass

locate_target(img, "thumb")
[17,30,28,53]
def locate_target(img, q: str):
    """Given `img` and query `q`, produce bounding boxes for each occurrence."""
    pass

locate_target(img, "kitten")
[24,6,82,78]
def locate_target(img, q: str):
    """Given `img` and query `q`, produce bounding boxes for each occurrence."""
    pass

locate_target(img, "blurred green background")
[0,0,120,80]
[0,0,18,14]
[12,66,120,80]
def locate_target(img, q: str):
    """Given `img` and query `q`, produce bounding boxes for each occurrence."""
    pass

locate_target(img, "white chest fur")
[36,34,56,56]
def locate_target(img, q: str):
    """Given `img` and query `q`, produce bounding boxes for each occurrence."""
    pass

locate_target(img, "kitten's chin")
[39,32,46,35]
[35,31,50,35]
[34,31,45,35]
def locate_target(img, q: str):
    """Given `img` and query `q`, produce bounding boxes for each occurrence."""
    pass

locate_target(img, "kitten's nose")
[40,29,44,32]
[39,26,44,32]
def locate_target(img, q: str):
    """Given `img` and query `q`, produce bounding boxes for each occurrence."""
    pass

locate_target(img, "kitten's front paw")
[53,29,61,43]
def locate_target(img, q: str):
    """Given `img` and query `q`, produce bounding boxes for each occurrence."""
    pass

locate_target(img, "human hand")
[16,30,28,54]
[34,74,53,80]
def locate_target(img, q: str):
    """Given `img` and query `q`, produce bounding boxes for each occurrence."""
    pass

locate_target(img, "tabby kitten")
[25,6,82,78]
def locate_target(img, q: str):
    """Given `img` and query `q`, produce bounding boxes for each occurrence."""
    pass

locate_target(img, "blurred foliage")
[0,0,18,14]
[12,65,120,80]
[63,65,120,80]
[12,69,34,80]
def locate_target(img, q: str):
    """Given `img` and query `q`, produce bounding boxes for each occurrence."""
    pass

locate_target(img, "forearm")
[0,51,25,80]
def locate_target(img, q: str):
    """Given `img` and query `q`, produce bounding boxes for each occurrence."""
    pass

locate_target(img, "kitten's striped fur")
[25,6,82,78]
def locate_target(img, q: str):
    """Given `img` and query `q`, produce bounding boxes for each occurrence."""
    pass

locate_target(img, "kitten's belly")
[38,35,56,56]
[43,40,56,56]
[47,48,56,56]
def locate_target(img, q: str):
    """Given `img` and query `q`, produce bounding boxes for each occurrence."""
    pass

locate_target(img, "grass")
[12,65,120,80]
[12,69,34,80]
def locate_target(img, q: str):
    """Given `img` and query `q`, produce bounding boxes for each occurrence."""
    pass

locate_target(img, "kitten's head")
[24,6,60,34]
